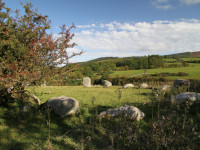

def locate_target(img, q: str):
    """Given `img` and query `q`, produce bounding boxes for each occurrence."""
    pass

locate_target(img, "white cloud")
[179,0,200,4]
[152,0,200,10]
[77,24,96,29]
[152,0,173,10]
[67,19,200,62]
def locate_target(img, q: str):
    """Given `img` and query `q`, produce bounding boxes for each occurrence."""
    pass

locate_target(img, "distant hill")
[81,51,200,64]
[191,51,200,56]
[87,57,119,62]
[165,51,200,58]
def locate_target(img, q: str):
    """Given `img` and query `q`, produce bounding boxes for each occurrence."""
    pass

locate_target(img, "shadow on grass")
[1,100,200,149]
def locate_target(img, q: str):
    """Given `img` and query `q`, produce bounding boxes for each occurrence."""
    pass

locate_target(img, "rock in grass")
[40,96,79,117]
[161,85,171,91]
[139,83,148,89]
[168,92,200,104]
[99,105,145,121]
[83,77,91,87]
[103,80,112,87]
[122,83,134,89]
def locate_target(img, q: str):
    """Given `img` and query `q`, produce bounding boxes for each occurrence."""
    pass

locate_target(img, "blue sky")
[4,0,200,62]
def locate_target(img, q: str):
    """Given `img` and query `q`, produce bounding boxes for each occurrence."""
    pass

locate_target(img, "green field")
[30,86,151,107]
[164,58,177,62]
[181,58,200,61]
[0,86,152,149]
[1,85,200,149]
[109,65,200,80]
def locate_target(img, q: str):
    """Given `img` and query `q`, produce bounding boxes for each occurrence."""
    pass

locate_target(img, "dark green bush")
[151,72,188,77]
[189,79,200,92]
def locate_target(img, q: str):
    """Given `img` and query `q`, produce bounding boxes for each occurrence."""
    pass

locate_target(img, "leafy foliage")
[0,0,82,105]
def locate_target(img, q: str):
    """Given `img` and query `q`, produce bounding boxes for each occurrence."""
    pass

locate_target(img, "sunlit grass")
[110,65,200,79]
[29,86,151,107]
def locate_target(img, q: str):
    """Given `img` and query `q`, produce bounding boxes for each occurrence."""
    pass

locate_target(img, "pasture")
[0,85,200,149]
[30,86,151,106]
[109,65,200,80]
[0,86,151,149]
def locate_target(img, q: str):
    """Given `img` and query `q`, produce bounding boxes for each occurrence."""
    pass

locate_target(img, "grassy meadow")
[0,86,152,149]
[30,86,151,107]
[109,65,200,80]
[1,85,200,149]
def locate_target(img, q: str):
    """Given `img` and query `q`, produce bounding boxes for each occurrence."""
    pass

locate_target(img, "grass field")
[164,58,177,62]
[181,58,200,61]
[109,65,200,80]
[0,86,152,149]
[30,86,151,108]
[1,85,200,149]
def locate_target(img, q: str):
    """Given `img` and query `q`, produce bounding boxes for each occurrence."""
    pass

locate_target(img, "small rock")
[139,83,148,88]
[161,85,171,91]
[122,83,134,89]
[103,80,112,87]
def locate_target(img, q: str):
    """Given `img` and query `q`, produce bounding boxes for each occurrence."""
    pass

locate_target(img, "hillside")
[82,51,200,64]
[165,51,200,58]
[191,51,200,56]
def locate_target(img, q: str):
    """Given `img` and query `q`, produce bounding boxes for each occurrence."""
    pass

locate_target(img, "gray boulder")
[139,83,148,88]
[122,83,134,89]
[103,80,112,87]
[99,105,145,121]
[83,77,91,87]
[173,79,190,88]
[168,92,200,104]
[41,96,79,117]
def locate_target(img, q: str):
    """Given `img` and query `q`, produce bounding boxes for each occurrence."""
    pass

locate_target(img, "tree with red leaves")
[0,0,82,106]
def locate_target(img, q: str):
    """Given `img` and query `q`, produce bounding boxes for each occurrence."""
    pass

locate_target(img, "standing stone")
[139,83,148,88]
[83,77,91,87]
[122,83,134,89]
[40,96,79,117]
[103,80,112,87]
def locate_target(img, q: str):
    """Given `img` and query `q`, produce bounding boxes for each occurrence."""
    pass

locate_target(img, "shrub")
[0,0,82,106]
[189,79,200,92]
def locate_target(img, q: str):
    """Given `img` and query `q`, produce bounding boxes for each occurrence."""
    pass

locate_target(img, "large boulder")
[99,105,145,121]
[173,79,190,88]
[122,83,134,89]
[139,83,148,89]
[168,92,200,104]
[83,77,91,87]
[103,80,112,87]
[40,96,79,117]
